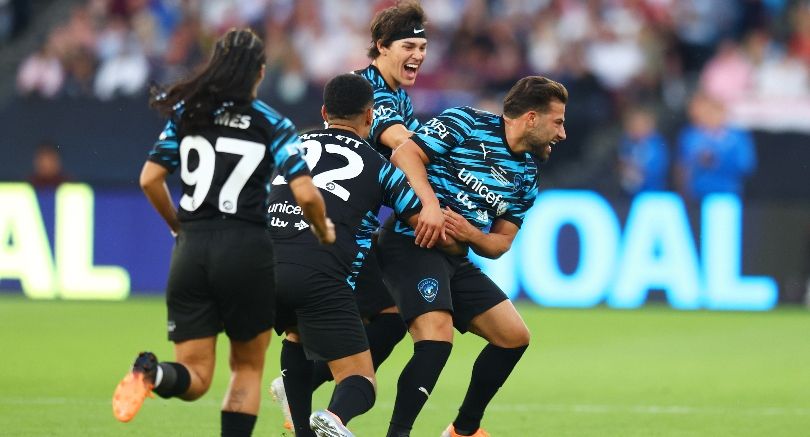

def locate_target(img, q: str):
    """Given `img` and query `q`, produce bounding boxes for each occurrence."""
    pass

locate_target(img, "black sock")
[386,340,452,437]
[328,375,376,425]
[452,344,528,435]
[153,362,191,398]
[280,339,316,437]
[310,360,333,391]
[221,411,257,437]
[366,313,408,370]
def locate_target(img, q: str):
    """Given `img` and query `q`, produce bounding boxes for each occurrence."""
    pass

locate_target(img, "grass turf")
[0,294,808,436]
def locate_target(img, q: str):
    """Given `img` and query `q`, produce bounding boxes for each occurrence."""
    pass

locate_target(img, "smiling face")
[376,37,427,88]
[520,100,567,162]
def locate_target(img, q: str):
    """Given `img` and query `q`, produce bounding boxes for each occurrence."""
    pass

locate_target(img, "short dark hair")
[503,76,568,118]
[367,1,427,59]
[324,74,374,119]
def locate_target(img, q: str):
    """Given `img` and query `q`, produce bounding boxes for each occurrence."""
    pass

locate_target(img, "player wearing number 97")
[266,73,422,436]
[112,28,335,437]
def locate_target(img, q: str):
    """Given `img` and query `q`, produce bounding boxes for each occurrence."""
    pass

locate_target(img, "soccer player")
[112,29,334,437]
[269,73,423,437]
[380,76,568,437]
[272,1,443,415]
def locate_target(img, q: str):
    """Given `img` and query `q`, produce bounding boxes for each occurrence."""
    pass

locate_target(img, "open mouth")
[403,63,420,79]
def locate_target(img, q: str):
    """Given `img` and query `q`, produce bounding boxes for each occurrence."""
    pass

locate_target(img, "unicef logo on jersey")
[417,278,439,303]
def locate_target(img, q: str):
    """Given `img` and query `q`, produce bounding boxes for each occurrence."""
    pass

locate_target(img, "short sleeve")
[147,117,180,172]
[379,161,421,219]
[410,107,475,161]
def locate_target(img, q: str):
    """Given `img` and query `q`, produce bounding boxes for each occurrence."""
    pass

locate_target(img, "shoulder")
[251,99,294,129]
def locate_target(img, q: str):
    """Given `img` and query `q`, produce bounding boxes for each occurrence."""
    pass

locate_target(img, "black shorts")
[377,228,507,333]
[166,219,276,342]
[274,263,369,362]
[353,241,397,319]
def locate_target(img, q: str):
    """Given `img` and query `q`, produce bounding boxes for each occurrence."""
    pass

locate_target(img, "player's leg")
[446,265,530,436]
[311,244,407,391]
[221,329,272,437]
[113,225,218,422]
[377,230,455,437]
[320,350,376,425]
[214,223,278,437]
[291,269,373,436]
[280,330,316,437]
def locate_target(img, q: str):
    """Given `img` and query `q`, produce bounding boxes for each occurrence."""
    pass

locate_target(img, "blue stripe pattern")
[356,65,422,157]
[395,106,540,235]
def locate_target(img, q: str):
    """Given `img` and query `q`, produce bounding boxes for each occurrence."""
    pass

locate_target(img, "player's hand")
[443,206,477,243]
[414,203,445,248]
[313,217,336,245]
[437,233,468,256]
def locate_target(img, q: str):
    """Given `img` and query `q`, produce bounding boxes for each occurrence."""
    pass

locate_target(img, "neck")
[371,60,399,90]
[327,122,360,135]
[502,116,521,154]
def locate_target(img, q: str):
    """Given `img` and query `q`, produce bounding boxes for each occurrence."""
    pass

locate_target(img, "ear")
[365,107,373,126]
[377,40,387,55]
[321,105,329,124]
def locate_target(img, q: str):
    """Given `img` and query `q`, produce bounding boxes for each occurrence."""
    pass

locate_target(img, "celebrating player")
[269,2,442,429]
[380,76,568,437]
[112,28,334,437]
[268,73,423,437]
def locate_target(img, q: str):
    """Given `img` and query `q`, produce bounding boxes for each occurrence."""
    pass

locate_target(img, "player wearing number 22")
[267,73,422,437]
[112,29,335,437]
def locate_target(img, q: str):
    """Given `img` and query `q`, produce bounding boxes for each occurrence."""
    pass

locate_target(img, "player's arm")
[389,140,445,248]
[270,118,334,244]
[381,125,445,248]
[139,161,180,236]
[289,175,335,244]
[442,207,518,259]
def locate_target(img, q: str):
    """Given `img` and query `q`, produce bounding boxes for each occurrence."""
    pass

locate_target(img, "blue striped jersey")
[355,65,423,159]
[393,106,540,235]
[148,99,310,225]
[267,128,421,288]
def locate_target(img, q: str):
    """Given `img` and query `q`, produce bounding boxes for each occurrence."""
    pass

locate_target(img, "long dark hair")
[150,28,266,133]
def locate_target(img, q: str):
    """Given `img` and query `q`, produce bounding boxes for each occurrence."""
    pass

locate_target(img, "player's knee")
[408,311,453,342]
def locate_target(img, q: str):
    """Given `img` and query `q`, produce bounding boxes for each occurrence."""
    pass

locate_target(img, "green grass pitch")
[1,295,808,436]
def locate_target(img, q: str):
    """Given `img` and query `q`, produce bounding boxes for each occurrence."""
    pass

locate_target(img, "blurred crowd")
[12,0,810,199]
[14,1,810,106]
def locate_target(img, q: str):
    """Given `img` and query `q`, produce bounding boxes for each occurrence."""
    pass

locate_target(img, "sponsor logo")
[373,106,396,121]
[420,118,450,139]
[457,167,504,209]
[417,277,439,302]
[490,166,510,187]
[414,27,425,34]
[479,142,490,160]
[456,192,476,210]
[268,201,303,215]
[270,217,288,227]
[475,209,489,223]
[294,220,309,230]
[418,386,430,397]
[167,320,176,333]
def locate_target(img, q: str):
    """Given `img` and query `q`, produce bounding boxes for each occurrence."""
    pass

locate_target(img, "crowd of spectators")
[13,1,810,113]
[11,0,810,197]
